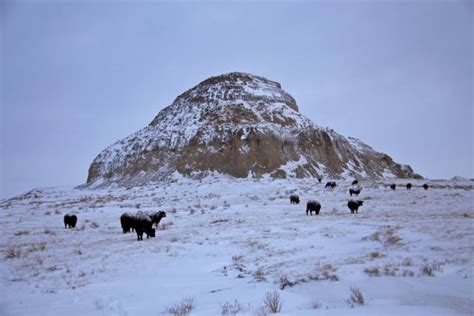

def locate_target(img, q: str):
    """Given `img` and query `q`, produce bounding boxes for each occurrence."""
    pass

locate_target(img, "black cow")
[352,180,359,186]
[133,214,154,241]
[390,184,396,190]
[149,211,167,228]
[64,214,77,229]
[406,183,412,190]
[120,213,135,233]
[317,178,322,183]
[349,188,361,196]
[423,183,429,190]
[306,200,321,216]
[348,200,364,214]
[290,194,300,204]
[325,181,336,188]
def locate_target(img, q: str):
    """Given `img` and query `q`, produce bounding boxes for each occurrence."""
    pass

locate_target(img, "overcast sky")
[1,0,472,199]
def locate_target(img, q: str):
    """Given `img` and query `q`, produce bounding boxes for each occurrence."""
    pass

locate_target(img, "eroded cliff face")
[87,72,420,186]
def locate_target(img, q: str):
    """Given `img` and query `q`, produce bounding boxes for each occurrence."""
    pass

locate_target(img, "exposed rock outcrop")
[86,72,421,186]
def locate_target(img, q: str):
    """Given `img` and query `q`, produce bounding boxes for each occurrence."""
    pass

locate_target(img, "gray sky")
[1,0,473,199]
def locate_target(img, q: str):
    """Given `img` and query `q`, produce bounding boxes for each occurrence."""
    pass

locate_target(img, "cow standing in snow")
[149,211,167,228]
[306,200,321,216]
[121,211,166,239]
[348,200,364,214]
[134,213,154,241]
[349,188,361,196]
[64,214,77,229]
[325,181,336,188]
[120,213,135,233]
[406,183,412,190]
[290,195,300,204]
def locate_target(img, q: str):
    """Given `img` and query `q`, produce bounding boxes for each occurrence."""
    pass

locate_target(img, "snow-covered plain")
[0,177,473,315]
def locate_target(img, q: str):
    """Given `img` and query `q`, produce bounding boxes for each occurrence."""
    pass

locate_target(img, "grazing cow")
[306,200,321,216]
[406,183,412,190]
[133,213,154,241]
[352,180,359,186]
[325,181,336,188]
[390,184,396,190]
[349,188,361,196]
[348,200,364,214]
[120,213,135,233]
[317,178,322,183]
[290,194,300,204]
[149,211,167,228]
[423,183,429,190]
[64,214,77,229]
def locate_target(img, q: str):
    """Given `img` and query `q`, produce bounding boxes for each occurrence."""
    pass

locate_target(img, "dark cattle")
[352,180,359,186]
[63,214,77,229]
[423,183,429,190]
[317,178,322,183]
[349,188,361,196]
[306,200,321,216]
[290,195,300,204]
[348,200,364,214]
[120,213,134,233]
[325,181,336,188]
[133,214,154,241]
[406,183,412,190]
[390,184,396,190]
[149,211,167,228]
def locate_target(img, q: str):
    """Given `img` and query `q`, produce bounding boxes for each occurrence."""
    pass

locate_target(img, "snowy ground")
[0,177,473,315]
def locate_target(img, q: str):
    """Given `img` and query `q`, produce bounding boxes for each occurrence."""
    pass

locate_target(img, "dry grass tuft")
[254,267,266,282]
[210,219,230,224]
[14,230,30,236]
[421,261,442,277]
[310,300,321,309]
[348,287,365,307]
[221,299,242,315]
[263,291,283,314]
[363,227,402,247]
[364,266,380,276]
[370,251,383,259]
[402,257,414,267]
[4,245,22,259]
[166,297,194,316]
[310,262,339,281]
[383,264,398,276]
[43,228,56,235]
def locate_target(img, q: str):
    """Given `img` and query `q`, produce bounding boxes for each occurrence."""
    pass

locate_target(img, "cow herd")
[120,211,167,241]
[389,182,429,191]
[61,179,431,240]
[291,180,431,216]
[62,210,167,242]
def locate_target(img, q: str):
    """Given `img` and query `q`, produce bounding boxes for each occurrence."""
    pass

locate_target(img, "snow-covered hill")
[86,72,420,187]
[1,177,472,315]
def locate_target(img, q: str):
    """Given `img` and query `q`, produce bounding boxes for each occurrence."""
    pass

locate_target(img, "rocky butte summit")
[86,72,420,186]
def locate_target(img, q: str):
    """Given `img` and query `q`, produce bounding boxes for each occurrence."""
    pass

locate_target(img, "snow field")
[0,177,473,315]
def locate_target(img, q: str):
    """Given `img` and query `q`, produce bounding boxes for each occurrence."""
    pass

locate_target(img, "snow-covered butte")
[87,72,420,186]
